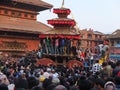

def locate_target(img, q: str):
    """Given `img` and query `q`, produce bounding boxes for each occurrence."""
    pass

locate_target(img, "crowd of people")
[0,50,120,90]
[0,39,120,90]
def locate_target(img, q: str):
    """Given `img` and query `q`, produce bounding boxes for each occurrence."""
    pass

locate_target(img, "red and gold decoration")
[48,20,75,26]
[36,58,56,66]
[66,60,84,69]
[53,8,71,15]
[39,34,80,39]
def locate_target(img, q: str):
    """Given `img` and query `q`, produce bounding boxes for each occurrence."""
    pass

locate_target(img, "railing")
[109,55,120,60]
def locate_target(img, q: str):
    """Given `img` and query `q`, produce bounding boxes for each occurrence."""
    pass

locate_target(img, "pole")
[61,0,65,8]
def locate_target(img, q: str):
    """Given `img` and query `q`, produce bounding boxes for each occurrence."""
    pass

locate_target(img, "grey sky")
[37,0,120,34]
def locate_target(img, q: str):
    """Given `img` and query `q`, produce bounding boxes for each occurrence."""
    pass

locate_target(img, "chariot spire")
[61,0,65,8]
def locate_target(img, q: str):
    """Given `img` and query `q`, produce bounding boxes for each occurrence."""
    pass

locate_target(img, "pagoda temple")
[0,0,53,58]
[39,1,81,65]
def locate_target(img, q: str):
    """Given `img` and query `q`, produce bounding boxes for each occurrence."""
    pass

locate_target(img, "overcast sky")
[37,0,120,34]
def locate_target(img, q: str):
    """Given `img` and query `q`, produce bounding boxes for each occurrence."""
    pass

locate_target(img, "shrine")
[39,0,81,66]
[0,0,52,57]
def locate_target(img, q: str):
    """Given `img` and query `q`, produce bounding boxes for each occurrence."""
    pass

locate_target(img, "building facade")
[80,29,105,52]
[106,29,120,59]
[0,0,52,57]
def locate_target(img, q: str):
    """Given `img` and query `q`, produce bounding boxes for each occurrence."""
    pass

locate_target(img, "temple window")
[87,34,92,39]
[90,41,92,47]
[30,15,34,18]
[95,42,97,46]
[87,41,89,46]
[117,40,120,44]
[111,41,114,46]
[17,12,21,17]
[95,35,97,39]
[24,13,28,17]
[11,11,15,15]
[4,10,8,15]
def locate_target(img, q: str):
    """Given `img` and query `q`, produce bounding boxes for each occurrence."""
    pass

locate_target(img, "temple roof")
[0,15,52,34]
[12,0,53,9]
[0,0,53,11]
[108,29,120,39]
[93,31,104,35]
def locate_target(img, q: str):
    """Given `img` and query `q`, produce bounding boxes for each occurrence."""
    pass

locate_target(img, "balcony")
[0,41,27,52]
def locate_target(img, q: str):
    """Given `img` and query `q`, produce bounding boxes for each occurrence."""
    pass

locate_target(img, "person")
[76,47,82,61]
[60,39,65,55]
[0,83,8,90]
[70,85,79,90]
[37,48,42,59]
[104,81,116,90]
[42,39,47,54]
[90,53,94,66]
[14,74,28,90]
[106,61,113,77]
[54,85,67,90]
[55,38,59,55]
[27,76,39,90]
[95,78,105,90]
[31,86,42,90]
[46,84,56,90]
[78,76,92,90]
[92,60,102,75]
[66,39,71,55]
[100,62,108,80]
[50,37,54,54]
[112,61,120,77]
[46,37,51,54]
[0,72,9,85]
[114,76,120,90]
[71,40,77,56]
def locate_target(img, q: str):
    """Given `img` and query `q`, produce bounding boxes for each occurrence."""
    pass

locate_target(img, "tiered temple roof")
[0,0,53,34]
[1,0,53,11]
[44,7,79,36]
[0,15,52,34]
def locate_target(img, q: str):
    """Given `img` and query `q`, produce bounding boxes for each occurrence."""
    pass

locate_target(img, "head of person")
[70,85,79,90]
[102,62,107,67]
[104,81,116,90]
[114,76,120,85]
[27,76,39,89]
[78,77,92,90]
[0,74,9,85]
[54,85,67,90]
[95,60,99,63]
[14,77,28,90]
[116,60,120,67]
[46,84,56,90]
[16,88,26,90]
[31,86,42,90]
[95,78,105,90]
[0,83,8,90]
